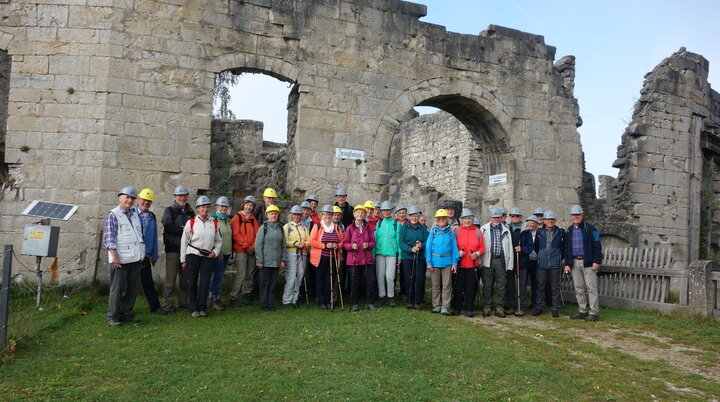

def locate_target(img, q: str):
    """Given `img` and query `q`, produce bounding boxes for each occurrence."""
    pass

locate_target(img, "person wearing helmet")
[564,204,602,322]
[425,209,459,315]
[480,207,514,317]
[300,201,314,230]
[306,194,321,225]
[363,200,377,231]
[398,205,429,310]
[518,216,540,317]
[374,201,400,307]
[344,205,377,311]
[254,188,277,225]
[532,210,565,318]
[229,195,260,307]
[180,196,222,318]
[309,205,345,310]
[255,205,286,312]
[283,205,310,308]
[394,205,408,225]
[104,186,145,327]
[133,188,165,316]
[367,200,382,231]
[332,205,345,232]
[209,196,233,311]
[504,207,524,315]
[452,208,485,317]
[334,188,354,229]
[442,201,460,229]
[533,207,545,229]
[161,185,195,313]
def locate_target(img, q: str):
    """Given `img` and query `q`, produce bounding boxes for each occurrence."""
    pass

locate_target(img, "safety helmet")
[335,188,348,196]
[394,204,407,214]
[498,207,507,215]
[118,186,138,199]
[320,204,334,214]
[544,210,557,220]
[300,201,312,209]
[380,200,393,211]
[138,188,154,201]
[460,208,474,218]
[242,195,257,206]
[434,209,450,218]
[533,207,545,216]
[569,204,584,215]
[374,201,382,209]
[265,205,281,215]
[363,200,376,209]
[353,205,366,212]
[408,205,422,216]
[489,207,503,218]
[289,205,302,214]
[509,207,522,216]
[195,195,211,207]
[473,217,482,226]
[262,188,277,198]
[332,206,342,214]
[215,196,230,207]
[526,215,539,223]
[306,194,319,203]
[173,185,189,196]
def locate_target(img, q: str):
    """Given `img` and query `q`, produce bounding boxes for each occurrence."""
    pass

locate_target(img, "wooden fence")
[561,247,687,313]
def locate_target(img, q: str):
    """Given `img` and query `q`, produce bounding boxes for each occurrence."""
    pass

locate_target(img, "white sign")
[489,173,507,185]
[335,148,365,161]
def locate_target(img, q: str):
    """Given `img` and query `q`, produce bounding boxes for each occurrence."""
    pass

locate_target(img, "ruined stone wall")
[603,49,720,265]
[0,0,583,279]
[0,49,9,176]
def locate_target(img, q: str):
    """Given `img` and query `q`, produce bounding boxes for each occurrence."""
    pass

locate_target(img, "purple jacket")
[343,221,376,266]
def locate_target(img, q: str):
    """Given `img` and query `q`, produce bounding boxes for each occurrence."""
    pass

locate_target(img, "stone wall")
[600,48,720,265]
[0,49,8,177]
[0,0,583,279]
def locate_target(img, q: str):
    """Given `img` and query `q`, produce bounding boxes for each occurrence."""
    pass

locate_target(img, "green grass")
[1,288,719,400]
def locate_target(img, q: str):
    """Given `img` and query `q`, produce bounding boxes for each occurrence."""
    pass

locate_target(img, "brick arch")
[210,53,301,84]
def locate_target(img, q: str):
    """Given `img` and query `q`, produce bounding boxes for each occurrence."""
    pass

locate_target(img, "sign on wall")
[335,148,365,161]
[488,173,507,185]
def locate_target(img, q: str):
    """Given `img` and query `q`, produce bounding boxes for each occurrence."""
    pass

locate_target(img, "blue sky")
[226,0,719,182]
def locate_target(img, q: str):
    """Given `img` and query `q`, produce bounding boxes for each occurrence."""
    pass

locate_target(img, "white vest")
[108,206,144,264]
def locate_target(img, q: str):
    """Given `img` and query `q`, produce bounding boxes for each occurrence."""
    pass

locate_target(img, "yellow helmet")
[353,205,366,212]
[138,188,155,201]
[363,200,375,209]
[434,209,450,218]
[265,205,281,215]
[262,188,277,198]
[332,206,342,214]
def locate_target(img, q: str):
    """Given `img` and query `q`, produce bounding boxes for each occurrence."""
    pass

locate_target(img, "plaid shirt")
[103,207,135,250]
[490,223,503,257]
[571,225,584,257]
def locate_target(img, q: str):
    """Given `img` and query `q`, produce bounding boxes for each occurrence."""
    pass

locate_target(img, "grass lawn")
[1,286,719,400]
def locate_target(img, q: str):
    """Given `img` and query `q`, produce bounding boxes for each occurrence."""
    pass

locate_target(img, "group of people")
[103,185,603,327]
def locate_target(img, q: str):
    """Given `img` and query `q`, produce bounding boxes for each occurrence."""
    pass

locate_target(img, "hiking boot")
[151,308,168,315]
[389,298,397,308]
[440,308,450,316]
[212,299,225,311]
[531,309,543,316]
[378,298,385,307]
[515,310,525,317]
[406,303,413,309]
[121,316,140,323]
[351,304,360,312]
[505,308,516,315]
[163,306,176,314]
[570,311,589,320]
[240,294,251,306]
[450,310,460,316]
[465,311,474,318]
[269,305,276,311]
[495,308,506,318]
[432,307,441,313]
[482,308,491,317]
[198,311,208,317]
[107,318,122,327]
[367,304,379,311]
[585,314,599,322]
[191,311,201,318]
[552,311,559,318]
[229,299,241,308]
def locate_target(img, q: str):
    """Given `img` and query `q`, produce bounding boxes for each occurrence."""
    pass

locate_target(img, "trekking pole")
[329,246,334,311]
[515,251,521,313]
[296,250,308,306]
[410,251,417,306]
[335,247,344,310]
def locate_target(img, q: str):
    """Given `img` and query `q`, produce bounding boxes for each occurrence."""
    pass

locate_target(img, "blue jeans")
[209,255,229,300]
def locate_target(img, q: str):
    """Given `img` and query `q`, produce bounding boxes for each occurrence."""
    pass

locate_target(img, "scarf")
[321,220,335,234]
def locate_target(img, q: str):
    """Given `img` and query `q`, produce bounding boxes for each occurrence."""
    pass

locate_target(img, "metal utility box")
[22,225,60,257]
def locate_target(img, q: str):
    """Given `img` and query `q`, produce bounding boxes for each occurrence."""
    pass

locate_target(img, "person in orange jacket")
[309,205,345,310]
[229,195,260,307]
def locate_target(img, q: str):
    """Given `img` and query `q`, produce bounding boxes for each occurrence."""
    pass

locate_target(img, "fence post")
[1,244,12,350]
[687,260,718,316]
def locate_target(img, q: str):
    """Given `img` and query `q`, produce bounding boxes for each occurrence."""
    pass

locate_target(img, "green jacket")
[213,213,233,256]
[255,221,286,267]
[373,218,399,257]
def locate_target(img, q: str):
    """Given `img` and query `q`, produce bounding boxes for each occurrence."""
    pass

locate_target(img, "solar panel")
[21,200,79,221]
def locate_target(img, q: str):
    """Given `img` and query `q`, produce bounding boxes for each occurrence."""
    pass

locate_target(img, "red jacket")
[343,221,376,266]
[454,225,485,268]
[230,211,259,253]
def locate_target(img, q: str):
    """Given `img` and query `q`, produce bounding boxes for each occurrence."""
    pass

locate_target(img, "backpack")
[189,217,218,233]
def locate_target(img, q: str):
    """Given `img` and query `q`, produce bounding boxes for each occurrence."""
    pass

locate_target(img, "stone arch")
[210,54,301,84]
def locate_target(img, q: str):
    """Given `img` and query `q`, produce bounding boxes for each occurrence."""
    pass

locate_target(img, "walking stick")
[515,251,521,313]
[329,246,334,311]
[409,251,417,306]
[335,247,344,310]
[297,250,308,306]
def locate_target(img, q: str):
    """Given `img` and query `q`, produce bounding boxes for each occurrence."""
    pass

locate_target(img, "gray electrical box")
[22,224,60,257]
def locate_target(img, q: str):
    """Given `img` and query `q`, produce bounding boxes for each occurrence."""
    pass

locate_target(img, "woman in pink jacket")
[344,205,377,312]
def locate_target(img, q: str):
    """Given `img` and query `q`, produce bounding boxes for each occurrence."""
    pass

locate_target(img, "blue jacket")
[425,225,459,268]
[134,207,158,263]
[564,221,603,267]
[535,226,565,270]
[518,229,537,268]
[398,222,429,260]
